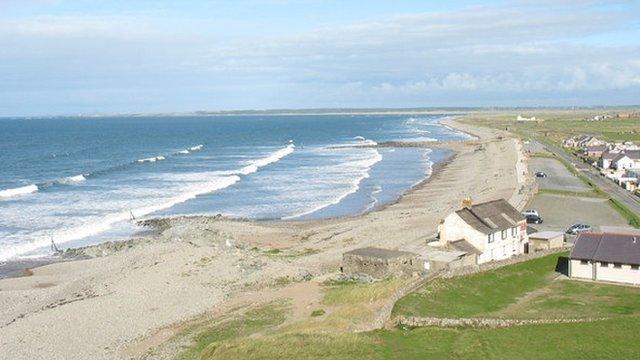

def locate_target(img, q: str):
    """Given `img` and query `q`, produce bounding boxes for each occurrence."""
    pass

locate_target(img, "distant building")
[563,135,605,150]
[517,115,537,122]
[611,151,640,170]
[581,137,606,149]
[341,247,423,279]
[569,232,640,285]
[600,150,640,170]
[438,199,528,264]
[585,145,608,158]
[528,231,565,252]
[599,150,619,169]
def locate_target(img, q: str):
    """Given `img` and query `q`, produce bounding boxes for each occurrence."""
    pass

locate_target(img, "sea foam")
[137,156,166,163]
[0,175,241,261]
[62,174,87,183]
[0,184,39,199]
[283,148,382,219]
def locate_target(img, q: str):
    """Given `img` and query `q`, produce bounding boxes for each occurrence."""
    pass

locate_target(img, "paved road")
[536,140,640,215]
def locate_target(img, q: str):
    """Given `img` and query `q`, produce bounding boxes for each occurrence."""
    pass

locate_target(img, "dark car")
[525,214,543,224]
[535,171,548,178]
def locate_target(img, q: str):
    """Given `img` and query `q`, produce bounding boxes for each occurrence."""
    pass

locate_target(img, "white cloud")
[0,1,638,114]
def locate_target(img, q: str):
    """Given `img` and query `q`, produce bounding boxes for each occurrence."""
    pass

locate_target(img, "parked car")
[535,171,548,178]
[522,209,540,217]
[566,223,592,235]
[525,214,543,224]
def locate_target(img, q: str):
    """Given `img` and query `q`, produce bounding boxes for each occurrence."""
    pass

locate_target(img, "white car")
[522,209,539,217]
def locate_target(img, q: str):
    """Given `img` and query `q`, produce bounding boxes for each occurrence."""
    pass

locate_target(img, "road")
[537,140,640,214]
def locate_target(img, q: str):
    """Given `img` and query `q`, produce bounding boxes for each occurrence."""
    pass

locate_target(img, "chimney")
[462,197,473,209]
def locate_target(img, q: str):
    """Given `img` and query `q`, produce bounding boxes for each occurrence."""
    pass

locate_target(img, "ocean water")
[0,114,468,260]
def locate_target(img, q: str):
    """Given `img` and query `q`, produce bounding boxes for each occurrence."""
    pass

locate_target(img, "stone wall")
[394,315,605,329]
[440,246,568,279]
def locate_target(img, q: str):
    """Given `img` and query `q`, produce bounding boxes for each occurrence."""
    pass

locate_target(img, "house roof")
[570,232,640,265]
[624,150,640,160]
[450,239,482,255]
[529,231,564,240]
[601,151,619,160]
[586,145,607,152]
[343,247,416,260]
[612,153,630,163]
[455,199,525,235]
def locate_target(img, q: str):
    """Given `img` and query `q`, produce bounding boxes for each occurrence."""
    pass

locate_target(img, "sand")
[0,119,527,359]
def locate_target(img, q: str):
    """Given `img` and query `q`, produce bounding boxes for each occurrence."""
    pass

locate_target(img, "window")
[488,234,494,243]
[632,265,639,270]
[614,263,622,269]
[511,227,517,237]
[501,230,507,240]
[580,260,589,265]
[600,262,609,267]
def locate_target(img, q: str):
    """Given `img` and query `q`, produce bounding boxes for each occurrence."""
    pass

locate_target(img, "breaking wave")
[236,144,295,176]
[137,156,166,163]
[0,184,39,199]
[61,174,87,184]
[283,149,382,220]
[0,175,241,261]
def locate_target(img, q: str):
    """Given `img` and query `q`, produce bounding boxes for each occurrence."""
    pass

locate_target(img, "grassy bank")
[171,253,640,359]
[392,254,562,319]
[609,198,640,228]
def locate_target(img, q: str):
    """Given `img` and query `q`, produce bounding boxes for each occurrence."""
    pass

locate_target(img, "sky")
[0,0,639,116]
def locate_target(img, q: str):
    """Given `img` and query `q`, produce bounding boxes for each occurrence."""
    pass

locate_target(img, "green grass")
[602,131,640,142]
[392,253,563,318]
[462,112,640,145]
[261,247,321,258]
[609,198,640,228]
[182,252,640,359]
[514,280,640,319]
[537,188,606,198]
[393,252,640,321]
[201,318,640,359]
[175,301,289,360]
[322,278,403,306]
[529,152,555,159]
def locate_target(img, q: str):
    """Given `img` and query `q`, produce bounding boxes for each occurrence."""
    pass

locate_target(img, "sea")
[0,114,470,261]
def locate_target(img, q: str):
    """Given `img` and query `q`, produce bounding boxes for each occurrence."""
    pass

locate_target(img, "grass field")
[461,111,640,143]
[393,253,640,320]
[172,253,640,359]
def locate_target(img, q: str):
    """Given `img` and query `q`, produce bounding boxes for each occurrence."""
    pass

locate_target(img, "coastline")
[0,117,526,359]
[0,116,462,275]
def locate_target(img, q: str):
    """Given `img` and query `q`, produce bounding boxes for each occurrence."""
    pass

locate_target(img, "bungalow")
[585,144,608,158]
[564,135,606,150]
[580,136,606,150]
[563,135,590,148]
[569,232,640,285]
[438,199,528,264]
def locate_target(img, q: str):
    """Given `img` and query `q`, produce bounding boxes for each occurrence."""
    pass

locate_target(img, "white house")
[569,232,640,285]
[438,199,528,264]
[611,151,640,170]
[599,150,619,169]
